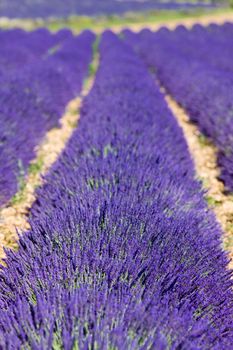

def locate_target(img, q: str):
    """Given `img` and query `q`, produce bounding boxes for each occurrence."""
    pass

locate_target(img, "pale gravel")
[1,11,233,33]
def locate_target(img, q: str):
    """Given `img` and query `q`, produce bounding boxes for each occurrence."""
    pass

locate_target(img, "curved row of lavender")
[123,23,233,192]
[0,29,95,207]
[0,0,217,18]
[0,32,232,349]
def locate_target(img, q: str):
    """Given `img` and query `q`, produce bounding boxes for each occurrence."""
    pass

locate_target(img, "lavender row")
[0,0,216,18]
[0,28,64,205]
[0,32,232,349]
[0,30,95,207]
[124,24,233,191]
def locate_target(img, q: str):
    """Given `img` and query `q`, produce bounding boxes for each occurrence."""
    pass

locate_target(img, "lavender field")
[0,0,217,18]
[0,19,233,350]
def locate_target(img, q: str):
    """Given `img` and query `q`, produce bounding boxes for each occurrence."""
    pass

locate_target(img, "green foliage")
[29,157,44,176]
[103,144,117,158]
[10,159,27,205]
[46,44,61,56]
[86,177,111,190]
[52,329,63,350]
[198,133,212,147]
[83,36,100,89]
[72,341,79,350]
[196,175,209,190]
[88,36,100,77]
[223,233,233,250]
[206,195,221,207]
[28,290,37,306]
[194,304,214,320]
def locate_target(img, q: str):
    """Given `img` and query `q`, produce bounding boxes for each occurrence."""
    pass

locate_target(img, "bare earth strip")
[112,11,233,33]
[0,54,98,260]
[1,11,233,33]
[163,89,233,269]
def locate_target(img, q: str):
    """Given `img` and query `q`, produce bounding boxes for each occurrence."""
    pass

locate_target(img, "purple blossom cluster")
[0,29,95,207]
[0,0,217,18]
[124,23,233,192]
[0,32,233,349]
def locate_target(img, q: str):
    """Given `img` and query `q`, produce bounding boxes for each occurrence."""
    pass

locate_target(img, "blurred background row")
[0,0,228,19]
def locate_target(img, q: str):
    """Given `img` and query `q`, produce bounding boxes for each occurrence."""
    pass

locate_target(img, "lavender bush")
[124,23,233,192]
[0,32,232,349]
[0,29,95,206]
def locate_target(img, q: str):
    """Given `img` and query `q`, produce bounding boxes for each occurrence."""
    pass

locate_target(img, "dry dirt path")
[1,11,233,33]
[110,11,233,33]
